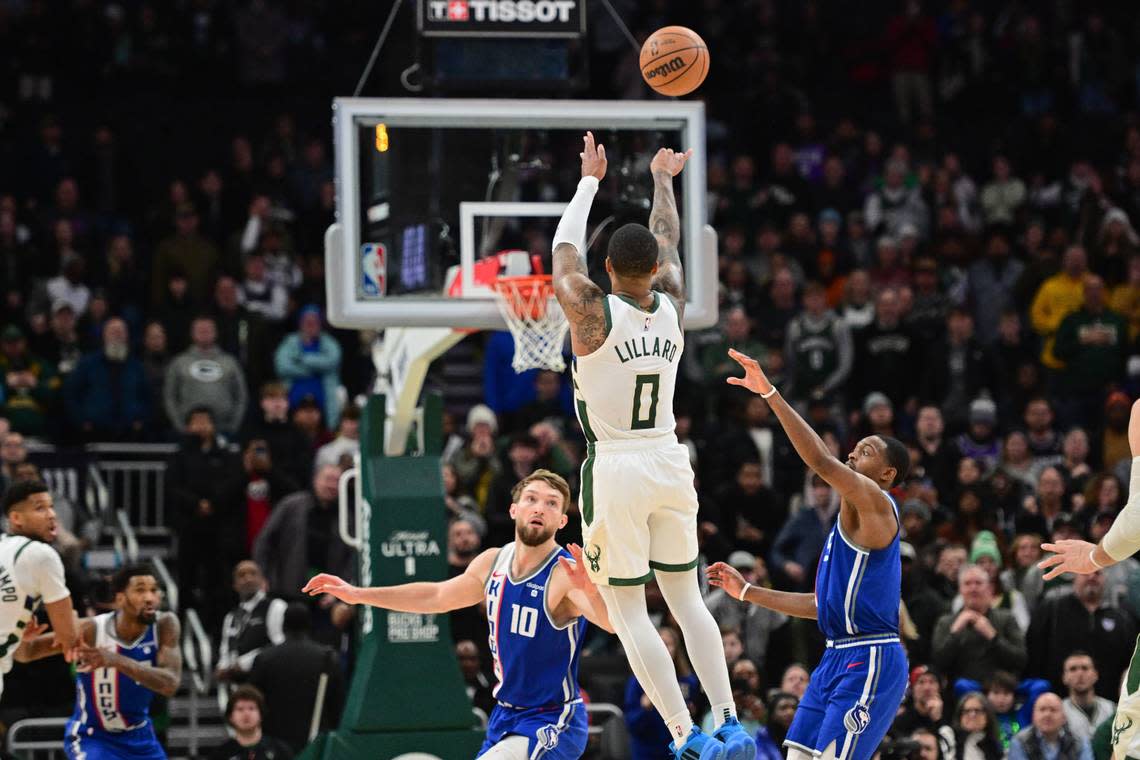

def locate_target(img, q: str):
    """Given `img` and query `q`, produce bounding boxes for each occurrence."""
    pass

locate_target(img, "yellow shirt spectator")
[1109,257,1140,340]
[1030,247,1089,368]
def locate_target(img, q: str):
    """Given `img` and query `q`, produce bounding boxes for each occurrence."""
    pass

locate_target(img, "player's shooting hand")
[302,573,360,605]
[707,562,746,599]
[650,147,693,178]
[558,544,594,592]
[580,131,607,181]
[1038,539,1100,580]
[726,348,774,396]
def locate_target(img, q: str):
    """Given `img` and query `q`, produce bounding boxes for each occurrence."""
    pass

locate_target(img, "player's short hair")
[226,684,266,721]
[877,435,910,487]
[112,562,157,594]
[3,479,49,513]
[511,469,571,514]
[607,223,659,277]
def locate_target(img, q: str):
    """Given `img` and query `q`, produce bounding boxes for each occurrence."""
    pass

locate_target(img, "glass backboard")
[325,97,716,330]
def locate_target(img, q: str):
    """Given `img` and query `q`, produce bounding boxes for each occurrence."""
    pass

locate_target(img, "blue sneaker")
[713,717,757,760]
[670,726,726,760]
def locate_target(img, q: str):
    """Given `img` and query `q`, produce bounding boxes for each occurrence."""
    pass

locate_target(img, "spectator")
[238,252,288,323]
[290,395,331,454]
[1060,652,1115,743]
[64,317,148,440]
[37,301,82,378]
[248,604,345,754]
[709,460,783,559]
[212,275,273,395]
[45,254,90,317]
[274,305,342,430]
[838,269,876,331]
[864,159,929,239]
[980,156,1028,228]
[1100,392,1133,473]
[852,287,919,409]
[442,464,485,535]
[511,370,573,431]
[1027,571,1137,700]
[624,625,700,760]
[954,399,1002,474]
[456,639,495,718]
[783,281,853,405]
[447,404,501,511]
[705,551,787,671]
[1008,693,1093,760]
[754,692,798,760]
[216,561,287,686]
[943,692,1005,760]
[968,232,1027,347]
[445,516,486,649]
[0,324,59,436]
[164,315,249,435]
[484,434,540,545]
[770,473,838,591]
[219,438,298,559]
[151,203,219,306]
[778,663,810,701]
[985,671,1026,750]
[913,405,960,499]
[922,309,999,424]
[911,728,945,760]
[1016,467,1069,537]
[885,1,936,126]
[140,321,171,434]
[167,407,239,625]
[949,531,1030,631]
[701,657,765,735]
[932,564,1028,687]
[254,464,355,598]
[314,404,360,472]
[1053,275,1128,425]
[895,666,950,735]
[243,381,313,487]
[1030,245,1090,372]
[209,685,294,760]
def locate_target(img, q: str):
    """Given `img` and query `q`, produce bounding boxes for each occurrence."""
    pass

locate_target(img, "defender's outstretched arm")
[1041,399,1140,577]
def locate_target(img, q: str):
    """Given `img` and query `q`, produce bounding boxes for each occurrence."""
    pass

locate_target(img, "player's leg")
[478,736,531,760]
[818,645,909,760]
[1113,648,1140,760]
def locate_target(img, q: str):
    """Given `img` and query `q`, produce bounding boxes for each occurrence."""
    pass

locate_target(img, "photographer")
[895,666,951,736]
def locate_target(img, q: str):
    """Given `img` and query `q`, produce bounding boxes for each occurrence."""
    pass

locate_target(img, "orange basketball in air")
[640,26,709,97]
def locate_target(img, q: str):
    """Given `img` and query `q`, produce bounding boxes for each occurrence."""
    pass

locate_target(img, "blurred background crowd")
[4,0,1140,758]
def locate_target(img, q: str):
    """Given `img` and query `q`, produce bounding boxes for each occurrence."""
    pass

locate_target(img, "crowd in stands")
[3,0,1140,758]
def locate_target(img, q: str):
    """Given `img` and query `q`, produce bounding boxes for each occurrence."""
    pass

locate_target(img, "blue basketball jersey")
[485,543,587,709]
[815,494,901,641]
[69,612,159,734]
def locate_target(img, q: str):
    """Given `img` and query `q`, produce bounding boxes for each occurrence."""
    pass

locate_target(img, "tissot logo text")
[428,0,576,23]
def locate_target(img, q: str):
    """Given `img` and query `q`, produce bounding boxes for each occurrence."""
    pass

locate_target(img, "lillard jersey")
[0,535,69,678]
[573,292,683,442]
[484,543,586,709]
[70,612,158,733]
[815,494,901,641]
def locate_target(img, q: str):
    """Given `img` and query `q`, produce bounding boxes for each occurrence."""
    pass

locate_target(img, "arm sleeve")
[18,543,69,604]
[552,176,600,255]
[1102,457,1140,561]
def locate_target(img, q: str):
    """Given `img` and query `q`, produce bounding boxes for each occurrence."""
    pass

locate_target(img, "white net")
[492,276,570,373]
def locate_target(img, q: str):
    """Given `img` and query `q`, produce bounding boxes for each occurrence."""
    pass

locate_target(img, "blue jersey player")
[66,563,182,760]
[304,470,614,760]
[709,349,910,760]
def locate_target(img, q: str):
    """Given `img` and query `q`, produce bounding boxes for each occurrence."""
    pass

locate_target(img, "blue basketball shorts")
[478,701,588,760]
[64,721,167,760]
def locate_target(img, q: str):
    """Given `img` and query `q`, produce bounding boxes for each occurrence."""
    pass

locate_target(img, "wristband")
[760,387,777,399]
[738,582,752,602]
[1089,548,1107,570]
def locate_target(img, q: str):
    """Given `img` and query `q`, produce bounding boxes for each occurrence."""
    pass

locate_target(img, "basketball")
[640,26,709,97]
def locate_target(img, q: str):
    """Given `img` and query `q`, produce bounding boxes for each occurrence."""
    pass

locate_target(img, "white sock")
[665,709,694,742]
[597,585,692,737]
[710,701,738,729]
[656,569,736,715]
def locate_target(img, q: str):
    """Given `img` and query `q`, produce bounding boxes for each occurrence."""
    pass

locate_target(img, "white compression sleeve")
[552,176,600,255]
[1103,456,1140,561]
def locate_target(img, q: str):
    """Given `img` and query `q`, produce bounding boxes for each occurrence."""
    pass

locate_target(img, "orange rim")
[493,275,555,319]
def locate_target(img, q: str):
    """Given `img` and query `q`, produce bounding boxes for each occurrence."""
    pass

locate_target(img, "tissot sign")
[418,0,585,38]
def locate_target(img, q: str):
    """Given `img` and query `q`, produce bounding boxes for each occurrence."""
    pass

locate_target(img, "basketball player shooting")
[1039,398,1140,759]
[550,132,752,760]
[708,350,910,760]
[303,471,612,760]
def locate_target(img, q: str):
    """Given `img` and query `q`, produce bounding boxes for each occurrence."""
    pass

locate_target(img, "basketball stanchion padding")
[492,274,570,373]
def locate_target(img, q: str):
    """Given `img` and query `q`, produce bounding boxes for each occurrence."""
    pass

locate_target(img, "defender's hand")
[726,348,774,396]
[580,131,607,180]
[650,147,693,177]
[1039,540,1100,580]
[707,562,747,600]
[558,544,594,592]
[302,573,360,605]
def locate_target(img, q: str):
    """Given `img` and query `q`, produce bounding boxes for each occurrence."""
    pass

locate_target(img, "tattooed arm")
[648,147,693,316]
[553,131,608,355]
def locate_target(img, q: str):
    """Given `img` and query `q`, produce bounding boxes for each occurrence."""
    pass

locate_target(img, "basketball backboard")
[325,97,717,330]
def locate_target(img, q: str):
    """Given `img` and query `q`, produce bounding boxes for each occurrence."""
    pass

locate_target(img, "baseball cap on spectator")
[900,499,931,522]
[293,394,320,412]
[818,208,841,227]
[727,551,756,570]
[900,542,917,562]
[863,392,892,415]
[968,398,997,426]
[1106,391,1130,411]
[969,530,1001,565]
[466,404,498,436]
[910,664,942,688]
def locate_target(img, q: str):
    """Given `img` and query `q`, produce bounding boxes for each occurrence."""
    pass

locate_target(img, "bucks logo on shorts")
[843,703,872,734]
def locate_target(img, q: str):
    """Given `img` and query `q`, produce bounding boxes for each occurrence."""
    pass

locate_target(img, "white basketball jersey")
[0,534,68,677]
[573,292,683,442]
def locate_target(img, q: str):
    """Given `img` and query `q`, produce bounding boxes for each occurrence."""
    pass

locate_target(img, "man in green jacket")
[1054,274,1128,426]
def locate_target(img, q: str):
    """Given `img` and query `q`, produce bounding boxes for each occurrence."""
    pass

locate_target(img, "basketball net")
[492,275,569,373]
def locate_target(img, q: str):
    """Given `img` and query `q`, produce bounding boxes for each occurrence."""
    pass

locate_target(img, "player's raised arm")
[302,548,497,614]
[552,131,608,356]
[726,349,894,523]
[648,147,692,310]
[554,543,615,634]
[1041,399,1140,578]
